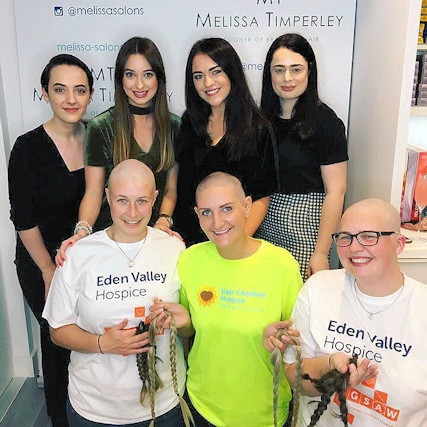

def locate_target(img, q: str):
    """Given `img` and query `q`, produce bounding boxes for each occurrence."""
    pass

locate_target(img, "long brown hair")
[113,37,173,171]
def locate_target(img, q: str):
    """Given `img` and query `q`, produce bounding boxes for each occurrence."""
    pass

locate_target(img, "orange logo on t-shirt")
[134,306,145,318]
[333,381,400,423]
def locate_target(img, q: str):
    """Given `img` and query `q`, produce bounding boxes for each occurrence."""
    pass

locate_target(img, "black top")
[274,103,348,194]
[8,125,85,261]
[174,112,279,244]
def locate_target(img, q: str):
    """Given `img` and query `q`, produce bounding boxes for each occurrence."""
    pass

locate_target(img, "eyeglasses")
[331,231,398,247]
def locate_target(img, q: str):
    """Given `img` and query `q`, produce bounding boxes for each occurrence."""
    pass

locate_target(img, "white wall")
[0,114,14,396]
[347,0,421,208]
[14,0,356,131]
[0,0,34,379]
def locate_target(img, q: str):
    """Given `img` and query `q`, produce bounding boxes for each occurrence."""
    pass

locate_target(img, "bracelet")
[158,213,173,227]
[74,220,93,236]
[328,353,333,369]
[97,334,104,354]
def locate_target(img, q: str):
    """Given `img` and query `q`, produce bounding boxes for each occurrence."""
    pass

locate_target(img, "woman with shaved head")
[265,198,427,427]
[43,160,187,426]
[152,172,302,427]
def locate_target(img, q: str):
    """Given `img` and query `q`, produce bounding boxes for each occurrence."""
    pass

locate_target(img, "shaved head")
[337,198,406,292]
[339,198,401,232]
[108,159,156,193]
[106,159,158,242]
[196,172,245,206]
[194,171,254,259]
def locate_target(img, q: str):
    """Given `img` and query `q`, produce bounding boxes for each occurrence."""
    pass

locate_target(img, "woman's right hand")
[100,319,150,356]
[55,234,83,266]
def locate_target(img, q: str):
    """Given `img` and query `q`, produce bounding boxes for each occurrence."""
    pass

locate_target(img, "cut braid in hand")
[302,354,358,427]
[165,310,195,427]
[147,316,164,427]
[290,339,303,427]
[136,320,150,405]
[270,322,301,427]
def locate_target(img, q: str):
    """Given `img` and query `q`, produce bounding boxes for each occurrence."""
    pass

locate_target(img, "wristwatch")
[158,213,173,227]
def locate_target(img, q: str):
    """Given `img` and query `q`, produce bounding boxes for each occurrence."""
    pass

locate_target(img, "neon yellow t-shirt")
[178,239,302,427]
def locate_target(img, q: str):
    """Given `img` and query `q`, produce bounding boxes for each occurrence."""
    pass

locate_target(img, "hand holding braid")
[135,318,163,427]
[146,301,195,426]
[301,354,358,427]
[136,321,150,405]
[164,310,195,427]
[265,321,301,427]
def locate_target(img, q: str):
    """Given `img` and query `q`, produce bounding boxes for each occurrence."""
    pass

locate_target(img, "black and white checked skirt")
[255,192,325,281]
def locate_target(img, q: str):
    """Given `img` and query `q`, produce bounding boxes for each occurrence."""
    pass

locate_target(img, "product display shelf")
[411,44,427,115]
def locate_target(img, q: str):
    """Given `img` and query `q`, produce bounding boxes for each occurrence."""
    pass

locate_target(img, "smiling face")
[42,64,92,124]
[106,160,158,242]
[337,199,405,287]
[270,47,309,106]
[192,53,231,111]
[122,54,158,108]
[195,175,251,258]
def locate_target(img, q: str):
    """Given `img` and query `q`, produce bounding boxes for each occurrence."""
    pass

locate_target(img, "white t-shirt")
[43,227,186,424]
[284,269,427,427]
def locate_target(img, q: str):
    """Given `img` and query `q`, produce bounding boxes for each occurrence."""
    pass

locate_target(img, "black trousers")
[183,390,291,427]
[16,259,70,426]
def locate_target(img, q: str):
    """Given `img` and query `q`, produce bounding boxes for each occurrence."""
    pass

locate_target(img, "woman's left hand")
[149,300,191,330]
[263,320,299,353]
[153,218,184,241]
[348,357,379,387]
[329,353,379,386]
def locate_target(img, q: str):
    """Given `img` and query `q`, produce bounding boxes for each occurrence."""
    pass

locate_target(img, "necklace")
[113,237,147,267]
[207,118,225,141]
[353,278,405,320]
[128,103,153,116]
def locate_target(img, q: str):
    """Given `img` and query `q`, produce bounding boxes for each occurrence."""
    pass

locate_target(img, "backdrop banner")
[14,0,356,129]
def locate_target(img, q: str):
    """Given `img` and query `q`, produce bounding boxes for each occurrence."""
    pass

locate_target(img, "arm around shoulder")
[56,166,105,265]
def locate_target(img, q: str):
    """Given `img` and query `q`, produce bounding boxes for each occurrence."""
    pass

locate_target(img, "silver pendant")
[368,313,374,320]
[128,260,134,268]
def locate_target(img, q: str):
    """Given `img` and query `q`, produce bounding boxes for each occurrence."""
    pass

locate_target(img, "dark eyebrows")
[192,64,221,75]
[51,82,88,88]
[124,68,154,73]
[272,63,304,68]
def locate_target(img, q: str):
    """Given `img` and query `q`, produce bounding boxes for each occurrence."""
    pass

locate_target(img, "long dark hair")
[113,37,173,170]
[185,38,268,160]
[261,33,319,140]
[41,54,93,92]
